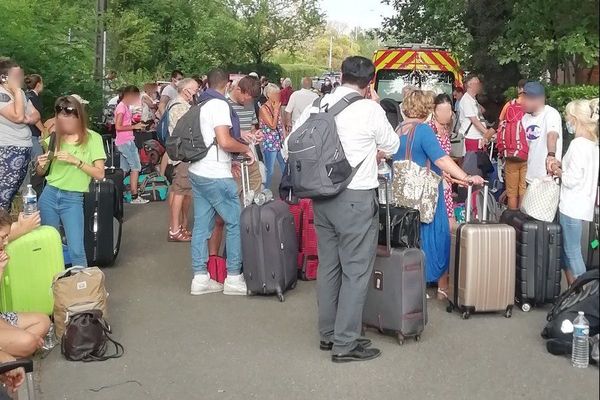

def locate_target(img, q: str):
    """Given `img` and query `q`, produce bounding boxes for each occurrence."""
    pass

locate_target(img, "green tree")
[490,0,599,83]
[229,0,325,65]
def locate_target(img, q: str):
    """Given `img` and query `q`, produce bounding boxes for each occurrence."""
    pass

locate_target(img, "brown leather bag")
[61,310,124,362]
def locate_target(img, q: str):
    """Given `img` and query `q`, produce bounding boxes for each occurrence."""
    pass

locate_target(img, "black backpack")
[542,269,599,343]
[166,101,215,163]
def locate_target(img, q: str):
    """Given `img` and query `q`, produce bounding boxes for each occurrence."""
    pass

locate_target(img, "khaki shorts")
[235,161,263,197]
[504,158,527,198]
[171,163,192,196]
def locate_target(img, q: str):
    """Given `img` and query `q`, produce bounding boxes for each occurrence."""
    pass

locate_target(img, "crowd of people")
[0,50,598,390]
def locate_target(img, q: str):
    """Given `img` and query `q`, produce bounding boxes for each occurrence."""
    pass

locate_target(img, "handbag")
[61,309,124,362]
[391,123,442,223]
[521,177,560,222]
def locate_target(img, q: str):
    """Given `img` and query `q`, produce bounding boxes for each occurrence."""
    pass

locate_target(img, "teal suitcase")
[0,226,64,315]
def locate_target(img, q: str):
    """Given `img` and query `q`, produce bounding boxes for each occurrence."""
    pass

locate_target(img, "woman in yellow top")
[35,96,106,267]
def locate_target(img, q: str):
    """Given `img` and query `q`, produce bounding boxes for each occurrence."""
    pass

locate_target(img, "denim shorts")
[117,141,142,173]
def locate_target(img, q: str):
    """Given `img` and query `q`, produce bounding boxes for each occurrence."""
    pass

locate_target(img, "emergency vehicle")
[373,44,463,102]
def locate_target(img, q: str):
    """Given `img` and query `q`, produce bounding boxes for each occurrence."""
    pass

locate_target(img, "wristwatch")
[547,152,556,158]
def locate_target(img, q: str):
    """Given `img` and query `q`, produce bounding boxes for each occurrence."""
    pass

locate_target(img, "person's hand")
[468,175,485,186]
[0,251,9,273]
[368,85,381,103]
[240,130,255,145]
[37,153,50,169]
[546,156,557,175]
[5,76,22,95]
[18,211,41,230]
[253,130,264,143]
[0,367,25,393]
[376,150,389,164]
[244,149,256,165]
[133,123,145,130]
[484,128,495,140]
[55,151,79,165]
[231,162,241,178]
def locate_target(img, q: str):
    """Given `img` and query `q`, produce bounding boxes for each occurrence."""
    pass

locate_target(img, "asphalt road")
[37,202,599,400]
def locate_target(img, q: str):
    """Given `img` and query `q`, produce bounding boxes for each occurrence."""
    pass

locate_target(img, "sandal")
[437,288,449,301]
[168,229,191,242]
[180,225,192,237]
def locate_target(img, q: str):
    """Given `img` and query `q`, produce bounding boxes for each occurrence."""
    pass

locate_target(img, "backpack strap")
[326,93,364,116]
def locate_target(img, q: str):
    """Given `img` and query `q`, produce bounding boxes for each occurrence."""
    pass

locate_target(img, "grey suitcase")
[363,179,427,345]
[240,162,298,302]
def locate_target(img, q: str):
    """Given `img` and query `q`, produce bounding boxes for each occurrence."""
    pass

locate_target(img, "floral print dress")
[260,104,283,153]
[429,120,454,219]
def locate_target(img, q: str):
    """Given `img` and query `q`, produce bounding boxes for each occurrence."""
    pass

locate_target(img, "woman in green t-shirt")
[35,96,106,266]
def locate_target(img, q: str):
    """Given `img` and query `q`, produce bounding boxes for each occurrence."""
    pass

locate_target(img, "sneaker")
[131,197,149,204]
[223,274,247,296]
[190,274,223,295]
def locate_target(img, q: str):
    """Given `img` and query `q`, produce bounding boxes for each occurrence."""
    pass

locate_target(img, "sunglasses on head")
[55,105,79,117]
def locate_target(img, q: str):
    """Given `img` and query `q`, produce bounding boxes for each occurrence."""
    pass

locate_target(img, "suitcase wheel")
[277,292,285,302]
[461,311,471,320]
[414,334,421,343]
[361,325,366,336]
[247,290,254,296]
[446,304,454,313]
[397,333,405,346]
[520,303,531,313]
[504,306,513,318]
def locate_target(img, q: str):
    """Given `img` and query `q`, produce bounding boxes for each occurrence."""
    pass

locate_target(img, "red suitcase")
[290,199,319,280]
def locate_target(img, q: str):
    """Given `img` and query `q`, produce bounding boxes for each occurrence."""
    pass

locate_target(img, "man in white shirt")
[284,77,318,132]
[158,69,183,117]
[521,81,563,183]
[290,56,399,363]
[457,75,495,152]
[188,69,254,297]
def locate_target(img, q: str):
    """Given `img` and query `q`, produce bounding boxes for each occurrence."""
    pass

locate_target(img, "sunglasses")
[55,105,79,117]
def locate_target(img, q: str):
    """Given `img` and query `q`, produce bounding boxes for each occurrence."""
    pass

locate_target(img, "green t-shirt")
[45,130,106,193]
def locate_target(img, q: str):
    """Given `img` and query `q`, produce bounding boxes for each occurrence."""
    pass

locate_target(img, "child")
[0,209,51,357]
[115,85,149,204]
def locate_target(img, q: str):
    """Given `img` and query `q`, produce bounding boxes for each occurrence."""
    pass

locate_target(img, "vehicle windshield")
[375,69,455,102]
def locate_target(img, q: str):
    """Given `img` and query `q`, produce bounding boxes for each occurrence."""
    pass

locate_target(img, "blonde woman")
[551,98,599,285]
[259,83,286,189]
[392,90,484,298]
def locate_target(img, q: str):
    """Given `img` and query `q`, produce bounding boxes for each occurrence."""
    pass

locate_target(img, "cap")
[248,72,259,78]
[523,82,545,97]
[70,94,89,105]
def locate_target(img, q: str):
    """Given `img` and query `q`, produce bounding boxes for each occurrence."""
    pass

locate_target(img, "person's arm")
[555,149,584,188]
[54,151,106,181]
[259,104,280,130]
[0,350,25,394]
[157,95,170,117]
[373,106,400,155]
[0,87,26,123]
[8,212,41,242]
[115,112,142,132]
[468,116,493,139]
[24,100,41,125]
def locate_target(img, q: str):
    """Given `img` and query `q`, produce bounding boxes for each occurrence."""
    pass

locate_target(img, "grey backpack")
[166,101,215,163]
[286,93,364,199]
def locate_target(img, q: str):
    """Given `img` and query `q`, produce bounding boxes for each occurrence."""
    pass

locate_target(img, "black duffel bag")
[378,205,420,249]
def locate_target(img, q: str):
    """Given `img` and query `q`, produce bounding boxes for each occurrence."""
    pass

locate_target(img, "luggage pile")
[289,199,319,281]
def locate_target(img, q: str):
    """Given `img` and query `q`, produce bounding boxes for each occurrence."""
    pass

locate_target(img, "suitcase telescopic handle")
[381,177,392,254]
[241,159,251,207]
[466,180,489,223]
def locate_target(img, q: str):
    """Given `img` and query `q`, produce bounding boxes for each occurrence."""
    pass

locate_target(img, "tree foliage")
[230,0,325,64]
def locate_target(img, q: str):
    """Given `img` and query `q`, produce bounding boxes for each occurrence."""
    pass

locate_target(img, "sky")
[320,0,393,29]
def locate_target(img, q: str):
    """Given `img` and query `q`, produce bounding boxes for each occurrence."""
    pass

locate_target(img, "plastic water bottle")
[572,311,590,368]
[254,189,274,206]
[42,323,56,350]
[22,184,37,215]
[377,160,392,204]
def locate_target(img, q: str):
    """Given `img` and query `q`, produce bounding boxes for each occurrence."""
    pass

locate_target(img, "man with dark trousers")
[291,56,399,362]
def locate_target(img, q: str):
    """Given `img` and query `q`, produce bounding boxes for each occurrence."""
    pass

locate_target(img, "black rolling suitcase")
[84,179,123,267]
[500,209,561,311]
[104,167,125,221]
[240,162,298,302]
[363,179,427,345]
[581,188,599,270]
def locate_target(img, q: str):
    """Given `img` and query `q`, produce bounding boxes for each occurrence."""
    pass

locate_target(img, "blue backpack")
[156,102,181,145]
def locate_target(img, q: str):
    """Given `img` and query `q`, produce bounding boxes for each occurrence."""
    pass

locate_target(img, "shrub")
[281,64,327,89]
[504,84,599,114]
[226,62,285,84]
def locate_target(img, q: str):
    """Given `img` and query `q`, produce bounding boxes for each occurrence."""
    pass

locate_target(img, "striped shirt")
[228,99,258,131]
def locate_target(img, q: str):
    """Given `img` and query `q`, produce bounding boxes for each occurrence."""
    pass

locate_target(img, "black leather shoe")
[331,345,381,363]
[320,338,372,351]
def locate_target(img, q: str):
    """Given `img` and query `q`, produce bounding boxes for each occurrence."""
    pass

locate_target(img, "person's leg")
[559,212,586,285]
[60,191,87,267]
[208,217,224,256]
[0,147,31,210]
[38,185,61,229]
[0,318,41,358]
[329,190,379,356]
[313,200,343,343]
[504,159,519,210]
[213,179,242,276]
[190,174,217,276]
[181,195,192,231]
[517,160,528,208]
[121,141,145,201]
[169,194,187,240]
[262,150,276,190]
[15,313,51,340]
[276,151,287,178]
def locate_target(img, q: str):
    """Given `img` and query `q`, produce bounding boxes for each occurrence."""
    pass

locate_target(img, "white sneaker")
[223,274,247,296]
[190,274,223,295]
[131,197,150,204]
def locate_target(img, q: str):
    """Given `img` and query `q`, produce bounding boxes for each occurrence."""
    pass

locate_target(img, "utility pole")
[95,0,108,94]
[328,36,333,72]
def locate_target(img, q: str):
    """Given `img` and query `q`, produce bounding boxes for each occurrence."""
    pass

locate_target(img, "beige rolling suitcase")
[447,183,516,319]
